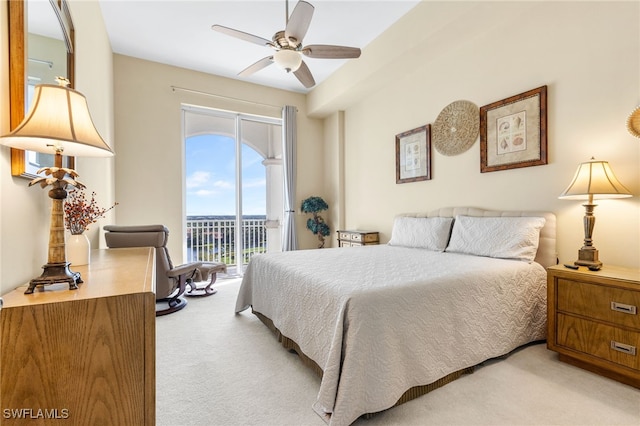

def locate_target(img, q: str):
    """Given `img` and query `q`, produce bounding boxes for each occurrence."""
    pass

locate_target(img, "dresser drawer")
[557,313,640,370]
[339,232,352,241]
[557,279,640,329]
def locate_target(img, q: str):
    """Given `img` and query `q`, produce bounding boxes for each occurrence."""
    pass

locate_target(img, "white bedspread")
[235,245,547,426]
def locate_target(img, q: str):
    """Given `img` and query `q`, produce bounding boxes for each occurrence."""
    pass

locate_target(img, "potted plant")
[301,196,330,248]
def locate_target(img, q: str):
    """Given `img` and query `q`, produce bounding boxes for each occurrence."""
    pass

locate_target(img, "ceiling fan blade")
[212,24,272,47]
[293,61,315,88]
[285,1,314,44]
[303,45,361,59]
[238,56,274,77]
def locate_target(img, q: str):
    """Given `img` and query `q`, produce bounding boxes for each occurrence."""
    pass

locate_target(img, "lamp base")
[25,262,83,294]
[573,247,603,270]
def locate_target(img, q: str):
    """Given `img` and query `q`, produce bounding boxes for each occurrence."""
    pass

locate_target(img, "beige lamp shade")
[559,159,632,200]
[0,84,113,157]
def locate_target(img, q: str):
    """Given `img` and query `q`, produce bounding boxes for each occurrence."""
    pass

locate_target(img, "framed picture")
[395,124,431,184]
[480,85,547,173]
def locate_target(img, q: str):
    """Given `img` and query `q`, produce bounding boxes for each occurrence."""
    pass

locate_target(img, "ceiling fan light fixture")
[273,49,302,73]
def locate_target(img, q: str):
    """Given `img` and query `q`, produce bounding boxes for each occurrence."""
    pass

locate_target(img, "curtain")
[281,105,298,251]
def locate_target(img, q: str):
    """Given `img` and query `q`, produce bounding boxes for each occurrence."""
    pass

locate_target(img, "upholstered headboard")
[400,207,557,268]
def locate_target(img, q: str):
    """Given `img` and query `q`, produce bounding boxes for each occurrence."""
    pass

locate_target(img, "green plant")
[301,196,330,248]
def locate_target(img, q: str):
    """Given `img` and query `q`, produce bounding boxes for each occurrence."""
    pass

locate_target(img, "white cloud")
[186,171,210,189]
[212,180,234,189]
[194,189,217,197]
[186,172,235,196]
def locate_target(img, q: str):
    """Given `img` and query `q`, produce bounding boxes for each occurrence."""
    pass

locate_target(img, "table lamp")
[0,79,113,293]
[558,158,632,270]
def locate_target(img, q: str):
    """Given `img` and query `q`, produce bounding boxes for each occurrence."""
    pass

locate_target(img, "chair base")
[185,262,226,297]
[185,282,218,297]
[156,296,187,316]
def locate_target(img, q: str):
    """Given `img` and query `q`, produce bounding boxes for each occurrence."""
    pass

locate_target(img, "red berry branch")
[63,189,118,235]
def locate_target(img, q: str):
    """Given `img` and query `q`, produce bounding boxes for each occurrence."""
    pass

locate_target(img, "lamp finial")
[55,76,70,87]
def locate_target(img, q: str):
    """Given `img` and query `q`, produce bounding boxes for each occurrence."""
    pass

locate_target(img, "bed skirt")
[252,309,475,419]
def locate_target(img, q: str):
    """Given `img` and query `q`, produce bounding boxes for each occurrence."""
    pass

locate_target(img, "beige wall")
[112,55,324,261]
[322,111,344,247]
[0,0,114,294]
[317,1,640,268]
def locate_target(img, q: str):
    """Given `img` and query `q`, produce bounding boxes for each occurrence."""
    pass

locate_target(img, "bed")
[235,207,556,425]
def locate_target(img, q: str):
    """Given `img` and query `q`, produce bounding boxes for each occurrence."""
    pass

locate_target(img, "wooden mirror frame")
[8,0,75,178]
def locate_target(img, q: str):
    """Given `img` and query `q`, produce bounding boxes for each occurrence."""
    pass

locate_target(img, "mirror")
[8,0,75,178]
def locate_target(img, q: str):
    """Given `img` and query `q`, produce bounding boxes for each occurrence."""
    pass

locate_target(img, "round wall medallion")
[432,100,479,156]
[626,105,640,138]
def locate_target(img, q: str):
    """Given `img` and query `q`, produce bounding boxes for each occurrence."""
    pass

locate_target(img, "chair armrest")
[167,262,202,279]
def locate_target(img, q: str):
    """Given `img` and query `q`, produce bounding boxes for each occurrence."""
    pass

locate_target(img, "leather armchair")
[103,224,201,316]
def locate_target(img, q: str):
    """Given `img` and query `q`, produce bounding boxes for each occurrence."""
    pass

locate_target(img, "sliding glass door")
[183,106,282,274]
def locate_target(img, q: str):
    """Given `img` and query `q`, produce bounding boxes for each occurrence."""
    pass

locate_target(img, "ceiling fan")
[211,0,361,89]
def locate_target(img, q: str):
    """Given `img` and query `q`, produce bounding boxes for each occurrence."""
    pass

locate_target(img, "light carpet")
[156,277,640,426]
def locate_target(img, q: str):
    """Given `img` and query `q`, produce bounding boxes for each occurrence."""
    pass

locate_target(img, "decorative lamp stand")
[573,201,602,270]
[26,150,84,294]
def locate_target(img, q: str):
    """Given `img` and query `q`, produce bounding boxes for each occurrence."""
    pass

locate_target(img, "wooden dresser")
[0,247,156,425]
[337,230,379,247]
[547,264,640,388]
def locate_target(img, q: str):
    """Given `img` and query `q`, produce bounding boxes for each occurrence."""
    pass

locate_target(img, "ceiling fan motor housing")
[273,31,301,50]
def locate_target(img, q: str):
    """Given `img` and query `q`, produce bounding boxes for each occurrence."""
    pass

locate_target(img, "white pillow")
[388,216,454,251]
[446,215,546,262]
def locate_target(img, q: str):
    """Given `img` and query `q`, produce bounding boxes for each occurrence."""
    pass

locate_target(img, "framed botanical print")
[480,86,547,173]
[395,124,431,184]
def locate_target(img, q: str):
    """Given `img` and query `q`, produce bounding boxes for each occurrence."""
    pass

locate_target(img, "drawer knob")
[611,341,637,356]
[610,301,637,315]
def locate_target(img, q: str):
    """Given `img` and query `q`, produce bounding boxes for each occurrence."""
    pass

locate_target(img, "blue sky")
[185,134,266,216]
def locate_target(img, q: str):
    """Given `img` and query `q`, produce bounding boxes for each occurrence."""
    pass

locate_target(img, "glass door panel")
[184,111,237,266]
[184,107,282,275]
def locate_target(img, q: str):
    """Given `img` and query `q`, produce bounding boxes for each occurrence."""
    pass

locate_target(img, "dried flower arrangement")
[63,189,118,235]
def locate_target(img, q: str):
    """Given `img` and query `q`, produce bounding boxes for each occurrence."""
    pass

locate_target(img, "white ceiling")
[97,0,420,93]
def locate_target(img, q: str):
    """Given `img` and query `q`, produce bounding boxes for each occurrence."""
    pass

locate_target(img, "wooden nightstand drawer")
[557,314,640,370]
[336,230,379,247]
[557,279,640,329]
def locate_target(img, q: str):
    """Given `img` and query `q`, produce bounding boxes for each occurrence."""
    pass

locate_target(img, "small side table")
[337,230,379,247]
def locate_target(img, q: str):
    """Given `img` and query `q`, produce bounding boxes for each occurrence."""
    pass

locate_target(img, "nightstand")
[337,230,379,247]
[547,264,640,388]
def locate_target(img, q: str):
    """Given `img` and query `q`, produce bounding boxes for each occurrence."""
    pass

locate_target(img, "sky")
[185,134,266,217]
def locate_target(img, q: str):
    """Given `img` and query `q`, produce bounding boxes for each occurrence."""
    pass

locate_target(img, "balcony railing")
[186,217,267,266]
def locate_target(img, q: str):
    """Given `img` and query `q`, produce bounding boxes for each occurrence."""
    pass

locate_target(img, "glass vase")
[67,232,90,266]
